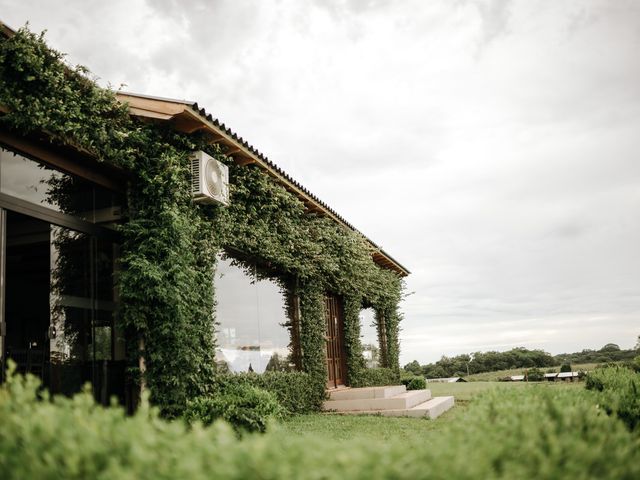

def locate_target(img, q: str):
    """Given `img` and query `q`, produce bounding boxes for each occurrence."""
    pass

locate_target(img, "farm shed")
[426,377,467,383]
[0,22,408,414]
[557,371,580,382]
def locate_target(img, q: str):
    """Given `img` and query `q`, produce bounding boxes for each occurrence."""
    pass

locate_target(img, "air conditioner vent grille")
[189,150,229,205]
[191,157,201,194]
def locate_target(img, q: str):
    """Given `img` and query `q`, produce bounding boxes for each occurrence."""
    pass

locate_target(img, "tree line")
[404,343,640,378]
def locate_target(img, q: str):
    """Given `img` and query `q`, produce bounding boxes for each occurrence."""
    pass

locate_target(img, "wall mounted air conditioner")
[190,150,229,205]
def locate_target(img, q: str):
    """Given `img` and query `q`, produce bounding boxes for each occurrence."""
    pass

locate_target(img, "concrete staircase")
[323,385,454,419]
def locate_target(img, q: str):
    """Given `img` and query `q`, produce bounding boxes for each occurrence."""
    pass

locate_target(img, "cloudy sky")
[2,0,639,363]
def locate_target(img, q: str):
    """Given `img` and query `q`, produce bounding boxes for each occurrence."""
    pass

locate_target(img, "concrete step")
[328,385,406,401]
[323,389,431,412]
[334,396,455,419]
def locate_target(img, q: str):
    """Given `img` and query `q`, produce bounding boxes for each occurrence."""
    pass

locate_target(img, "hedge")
[212,371,324,414]
[1,369,640,479]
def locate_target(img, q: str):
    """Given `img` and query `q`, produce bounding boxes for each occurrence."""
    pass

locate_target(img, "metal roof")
[557,371,579,378]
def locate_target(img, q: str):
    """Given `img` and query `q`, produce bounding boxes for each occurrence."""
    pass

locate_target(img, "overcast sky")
[2,0,639,364]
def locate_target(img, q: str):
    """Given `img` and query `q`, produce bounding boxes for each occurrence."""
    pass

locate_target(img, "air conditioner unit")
[190,150,229,205]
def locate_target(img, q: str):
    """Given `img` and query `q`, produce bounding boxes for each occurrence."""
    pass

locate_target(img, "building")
[0,22,408,413]
[426,377,467,383]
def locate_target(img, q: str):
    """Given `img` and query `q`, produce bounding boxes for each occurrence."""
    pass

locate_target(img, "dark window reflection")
[214,255,292,373]
[2,211,124,405]
[0,147,123,225]
[360,308,379,368]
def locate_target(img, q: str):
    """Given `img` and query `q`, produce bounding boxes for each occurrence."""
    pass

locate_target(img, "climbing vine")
[0,27,404,415]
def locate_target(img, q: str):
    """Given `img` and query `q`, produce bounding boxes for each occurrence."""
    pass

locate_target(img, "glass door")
[0,209,123,403]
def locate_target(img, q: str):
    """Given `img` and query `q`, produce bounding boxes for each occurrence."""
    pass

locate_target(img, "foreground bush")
[213,371,323,414]
[2,370,640,479]
[586,365,640,430]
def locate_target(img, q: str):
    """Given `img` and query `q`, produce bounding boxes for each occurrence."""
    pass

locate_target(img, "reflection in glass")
[48,226,123,401]
[360,308,379,368]
[0,147,123,225]
[0,143,125,403]
[214,256,292,373]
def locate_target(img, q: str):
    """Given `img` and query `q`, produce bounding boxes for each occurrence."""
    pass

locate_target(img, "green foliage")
[213,372,323,414]
[403,360,422,376]
[415,344,638,380]
[525,367,544,381]
[0,27,405,414]
[184,384,284,434]
[401,375,427,391]
[351,367,400,387]
[555,343,638,365]
[342,294,367,384]
[418,347,556,378]
[633,356,640,373]
[560,363,572,372]
[3,370,640,479]
[586,365,640,431]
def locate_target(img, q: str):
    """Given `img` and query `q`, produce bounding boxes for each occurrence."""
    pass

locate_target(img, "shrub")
[401,375,426,391]
[212,371,323,414]
[560,363,572,372]
[350,367,400,387]
[585,365,640,431]
[632,356,640,373]
[2,368,640,479]
[525,367,544,381]
[184,384,284,434]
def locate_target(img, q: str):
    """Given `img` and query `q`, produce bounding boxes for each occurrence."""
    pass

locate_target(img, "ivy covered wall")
[0,27,404,415]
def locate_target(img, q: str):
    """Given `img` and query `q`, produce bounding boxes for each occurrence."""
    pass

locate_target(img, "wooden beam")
[171,114,208,134]
[235,156,256,166]
[225,147,242,155]
[116,93,187,116]
[128,106,173,120]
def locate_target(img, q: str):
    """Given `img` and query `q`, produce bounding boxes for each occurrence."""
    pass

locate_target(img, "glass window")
[214,255,292,373]
[0,147,123,225]
[360,308,379,368]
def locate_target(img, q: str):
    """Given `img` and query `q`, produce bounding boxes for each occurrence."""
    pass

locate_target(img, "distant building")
[557,371,580,382]
[426,377,467,383]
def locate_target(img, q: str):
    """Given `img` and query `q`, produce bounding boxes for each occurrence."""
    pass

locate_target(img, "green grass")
[463,362,600,381]
[278,414,445,442]
[279,381,580,442]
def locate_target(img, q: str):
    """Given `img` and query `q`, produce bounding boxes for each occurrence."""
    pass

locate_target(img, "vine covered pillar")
[298,281,328,407]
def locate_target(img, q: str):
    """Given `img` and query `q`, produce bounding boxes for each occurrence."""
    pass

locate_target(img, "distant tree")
[526,367,544,382]
[560,364,572,373]
[428,366,448,378]
[635,335,640,351]
[403,360,422,376]
[600,343,621,352]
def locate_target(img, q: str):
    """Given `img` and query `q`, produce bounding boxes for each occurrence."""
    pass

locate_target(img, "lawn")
[279,381,581,442]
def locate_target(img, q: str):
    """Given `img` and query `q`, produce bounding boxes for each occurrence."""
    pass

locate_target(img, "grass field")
[463,362,600,381]
[279,381,581,442]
